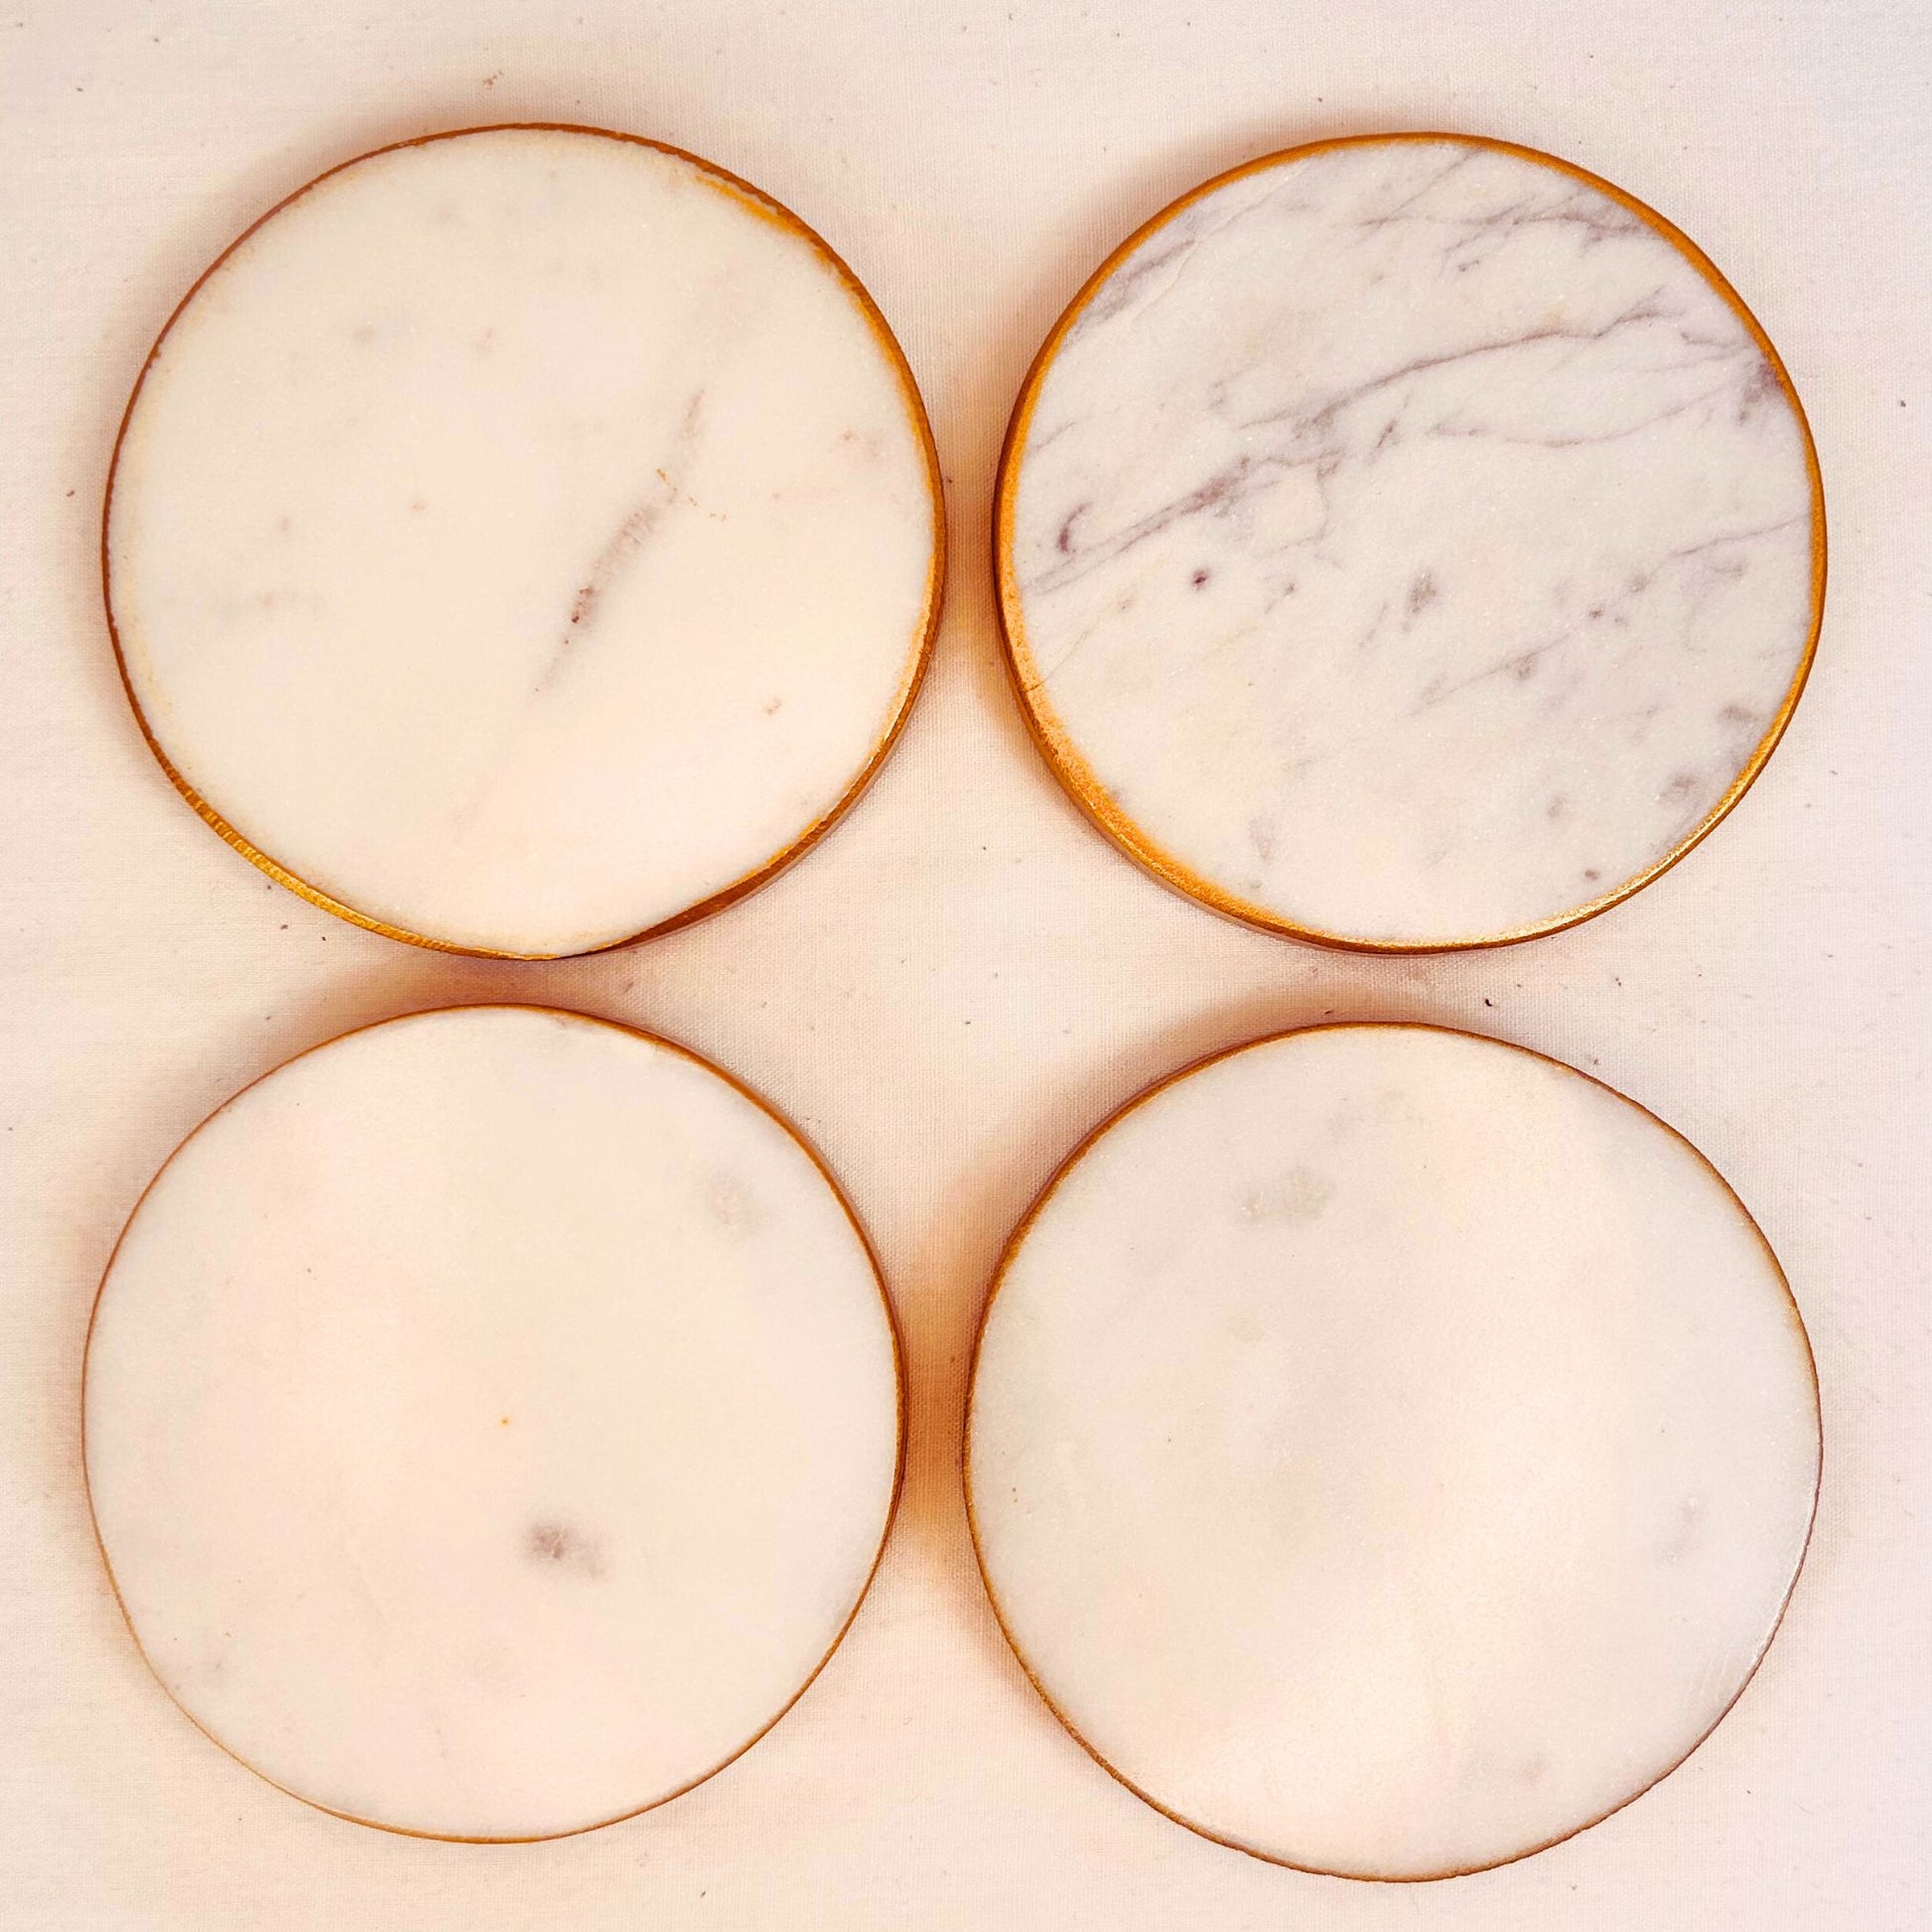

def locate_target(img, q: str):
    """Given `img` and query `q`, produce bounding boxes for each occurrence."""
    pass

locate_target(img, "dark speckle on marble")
[1658,1496,1704,1562]
[1240,1166,1333,1225]
[710,1173,766,1233]
[526,1520,607,1578]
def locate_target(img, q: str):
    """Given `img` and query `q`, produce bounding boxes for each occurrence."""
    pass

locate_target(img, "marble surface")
[107,126,939,957]
[82,1006,901,1841]
[969,1026,1821,1878]
[1004,136,1821,946]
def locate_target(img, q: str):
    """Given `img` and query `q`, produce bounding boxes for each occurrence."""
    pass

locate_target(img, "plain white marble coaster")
[83,1006,902,1841]
[999,133,1823,949]
[968,1024,1819,1879]
[106,125,943,957]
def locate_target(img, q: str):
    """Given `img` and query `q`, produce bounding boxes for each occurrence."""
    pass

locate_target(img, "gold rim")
[993,130,1828,954]
[80,1001,909,1844]
[961,1018,1823,1882]
[103,122,949,962]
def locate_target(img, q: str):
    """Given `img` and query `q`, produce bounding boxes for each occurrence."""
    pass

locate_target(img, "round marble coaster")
[967,1025,1819,1879]
[106,125,943,957]
[998,134,1823,949]
[83,1006,902,1841]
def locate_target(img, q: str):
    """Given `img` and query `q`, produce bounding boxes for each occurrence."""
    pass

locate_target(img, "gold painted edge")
[992,129,1829,954]
[102,122,949,962]
[79,1001,910,1844]
[960,1018,1824,1882]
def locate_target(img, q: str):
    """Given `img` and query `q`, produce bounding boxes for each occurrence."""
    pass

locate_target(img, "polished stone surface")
[969,1025,1819,1878]
[1004,137,1819,945]
[84,1007,900,1840]
[108,127,938,955]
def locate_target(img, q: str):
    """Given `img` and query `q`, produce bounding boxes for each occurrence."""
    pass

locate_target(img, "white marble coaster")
[84,1007,901,1840]
[999,134,1823,947]
[106,125,942,957]
[967,1025,1819,1879]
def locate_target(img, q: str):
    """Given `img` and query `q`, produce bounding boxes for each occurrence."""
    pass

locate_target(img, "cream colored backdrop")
[3,1,1927,1924]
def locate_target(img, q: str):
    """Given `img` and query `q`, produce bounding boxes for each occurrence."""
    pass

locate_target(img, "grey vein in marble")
[1008,139,1819,944]
[82,1008,900,1841]
[108,128,936,957]
[968,1025,1820,1877]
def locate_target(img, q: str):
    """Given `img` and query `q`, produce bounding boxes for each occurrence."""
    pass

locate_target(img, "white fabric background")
[2,1,1927,1924]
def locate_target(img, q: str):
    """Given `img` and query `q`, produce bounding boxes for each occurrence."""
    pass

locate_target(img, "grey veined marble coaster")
[967,1024,1820,1879]
[83,1006,902,1841]
[105,125,943,959]
[997,133,1824,949]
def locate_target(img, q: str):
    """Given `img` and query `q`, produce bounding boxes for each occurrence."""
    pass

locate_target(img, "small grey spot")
[710,1173,766,1233]
[526,1521,606,1578]
[1406,569,1440,618]
[1659,1496,1704,1562]
[1240,1167,1333,1226]
[1546,794,1566,821]
[1736,359,1780,424]
[1661,770,1699,802]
